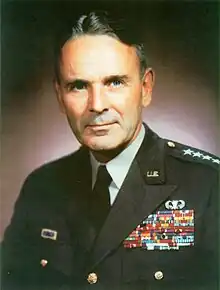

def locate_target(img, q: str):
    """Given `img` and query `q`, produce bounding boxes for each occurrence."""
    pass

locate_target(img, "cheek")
[63,96,87,120]
[110,87,141,116]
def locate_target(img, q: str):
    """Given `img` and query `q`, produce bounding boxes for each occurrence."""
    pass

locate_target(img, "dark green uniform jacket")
[1,124,219,290]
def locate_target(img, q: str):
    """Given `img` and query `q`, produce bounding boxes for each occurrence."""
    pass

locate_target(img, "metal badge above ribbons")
[165,200,186,210]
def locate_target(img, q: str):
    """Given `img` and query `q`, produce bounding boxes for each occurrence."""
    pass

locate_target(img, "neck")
[91,143,128,163]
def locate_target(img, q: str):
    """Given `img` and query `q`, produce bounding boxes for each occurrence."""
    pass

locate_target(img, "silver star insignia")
[202,155,212,160]
[193,152,203,158]
[212,158,220,164]
[183,149,194,155]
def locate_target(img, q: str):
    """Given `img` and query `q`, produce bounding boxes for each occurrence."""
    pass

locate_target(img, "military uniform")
[1,124,219,290]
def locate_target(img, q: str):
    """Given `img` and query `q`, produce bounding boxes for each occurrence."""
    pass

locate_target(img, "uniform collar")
[137,123,166,185]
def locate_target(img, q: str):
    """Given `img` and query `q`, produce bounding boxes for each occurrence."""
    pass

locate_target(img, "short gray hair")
[54,11,148,83]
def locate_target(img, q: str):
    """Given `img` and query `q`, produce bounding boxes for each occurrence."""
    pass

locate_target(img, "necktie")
[90,165,112,233]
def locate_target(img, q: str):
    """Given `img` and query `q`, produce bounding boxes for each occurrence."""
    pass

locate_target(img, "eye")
[107,78,125,88]
[111,80,123,87]
[67,80,87,92]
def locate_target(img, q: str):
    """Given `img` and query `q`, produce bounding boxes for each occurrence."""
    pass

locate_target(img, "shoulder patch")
[165,140,220,169]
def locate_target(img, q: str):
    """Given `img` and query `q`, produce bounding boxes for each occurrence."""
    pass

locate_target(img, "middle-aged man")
[2,10,219,290]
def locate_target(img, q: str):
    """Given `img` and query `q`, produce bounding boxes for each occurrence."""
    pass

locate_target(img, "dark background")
[1,0,219,239]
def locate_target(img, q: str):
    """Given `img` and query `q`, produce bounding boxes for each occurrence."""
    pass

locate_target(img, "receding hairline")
[57,34,145,83]
[54,11,148,83]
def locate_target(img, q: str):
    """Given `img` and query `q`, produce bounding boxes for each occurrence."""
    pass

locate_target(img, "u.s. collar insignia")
[165,200,185,210]
[146,170,159,177]
[41,228,58,240]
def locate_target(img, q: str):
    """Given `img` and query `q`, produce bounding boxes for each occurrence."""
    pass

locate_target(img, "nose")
[88,84,109,113]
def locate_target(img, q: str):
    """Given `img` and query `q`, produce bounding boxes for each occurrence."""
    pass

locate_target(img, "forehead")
[59,35,140,80]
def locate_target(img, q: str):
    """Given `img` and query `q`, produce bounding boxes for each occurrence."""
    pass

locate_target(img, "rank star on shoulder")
[212,158,220,164]
[193,152,203,158]
[183,149,194,155]
[202,155,212,160]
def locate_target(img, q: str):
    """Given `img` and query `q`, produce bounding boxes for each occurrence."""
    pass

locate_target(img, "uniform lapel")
[64,148,97,253]
[88,125,177,269]
[45,148,96,276]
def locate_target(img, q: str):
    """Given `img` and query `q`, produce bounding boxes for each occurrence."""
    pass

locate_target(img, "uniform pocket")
[38,239,74,276]
[122,246,196,283]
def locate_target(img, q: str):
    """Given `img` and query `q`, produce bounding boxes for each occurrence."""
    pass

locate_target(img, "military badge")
[123,210,194,250]
[41,228,58,240]
[165,200,185,210]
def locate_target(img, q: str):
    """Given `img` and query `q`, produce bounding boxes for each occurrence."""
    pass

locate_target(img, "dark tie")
[90,165,112,233]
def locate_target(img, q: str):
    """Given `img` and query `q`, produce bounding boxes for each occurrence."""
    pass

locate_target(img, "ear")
[54,80,65,113]
[141,68,155,107]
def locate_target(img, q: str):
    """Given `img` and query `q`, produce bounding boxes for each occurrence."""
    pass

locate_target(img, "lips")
[86,122,117,132]
[87,122,116,127]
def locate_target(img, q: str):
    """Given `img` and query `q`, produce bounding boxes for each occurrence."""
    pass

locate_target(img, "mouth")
[86,122,117,130]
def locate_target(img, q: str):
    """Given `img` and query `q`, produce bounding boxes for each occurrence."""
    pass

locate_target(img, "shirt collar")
[90,124,145,189]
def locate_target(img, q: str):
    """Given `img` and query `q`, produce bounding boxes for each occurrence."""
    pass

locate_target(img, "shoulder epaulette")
[164,140,220,169]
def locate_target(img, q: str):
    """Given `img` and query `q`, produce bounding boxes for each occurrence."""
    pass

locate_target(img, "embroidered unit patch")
[123,210,194,250]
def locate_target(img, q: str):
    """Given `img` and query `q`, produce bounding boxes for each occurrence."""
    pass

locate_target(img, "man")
[2,10,219,290]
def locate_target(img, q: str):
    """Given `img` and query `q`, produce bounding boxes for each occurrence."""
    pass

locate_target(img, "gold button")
[87,272,98,284]
[154,271,164,280]
[167,141,175,148]
[40,259,48,267]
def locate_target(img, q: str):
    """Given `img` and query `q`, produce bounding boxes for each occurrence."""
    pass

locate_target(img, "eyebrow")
[63,74,131,87]
[103,74,131,83]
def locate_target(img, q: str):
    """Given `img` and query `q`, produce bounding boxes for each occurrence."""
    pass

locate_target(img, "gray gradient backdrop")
[1,0,219,240]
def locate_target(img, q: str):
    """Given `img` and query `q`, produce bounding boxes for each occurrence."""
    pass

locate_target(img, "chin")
[88,143,119,152]
[85,137,122,152]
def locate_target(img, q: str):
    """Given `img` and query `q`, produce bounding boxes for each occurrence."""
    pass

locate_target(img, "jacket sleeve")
[1,175,42,289]
[198,175,219,289]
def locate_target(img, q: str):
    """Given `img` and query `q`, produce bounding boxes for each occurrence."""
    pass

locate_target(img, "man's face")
[56,35,153,151]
